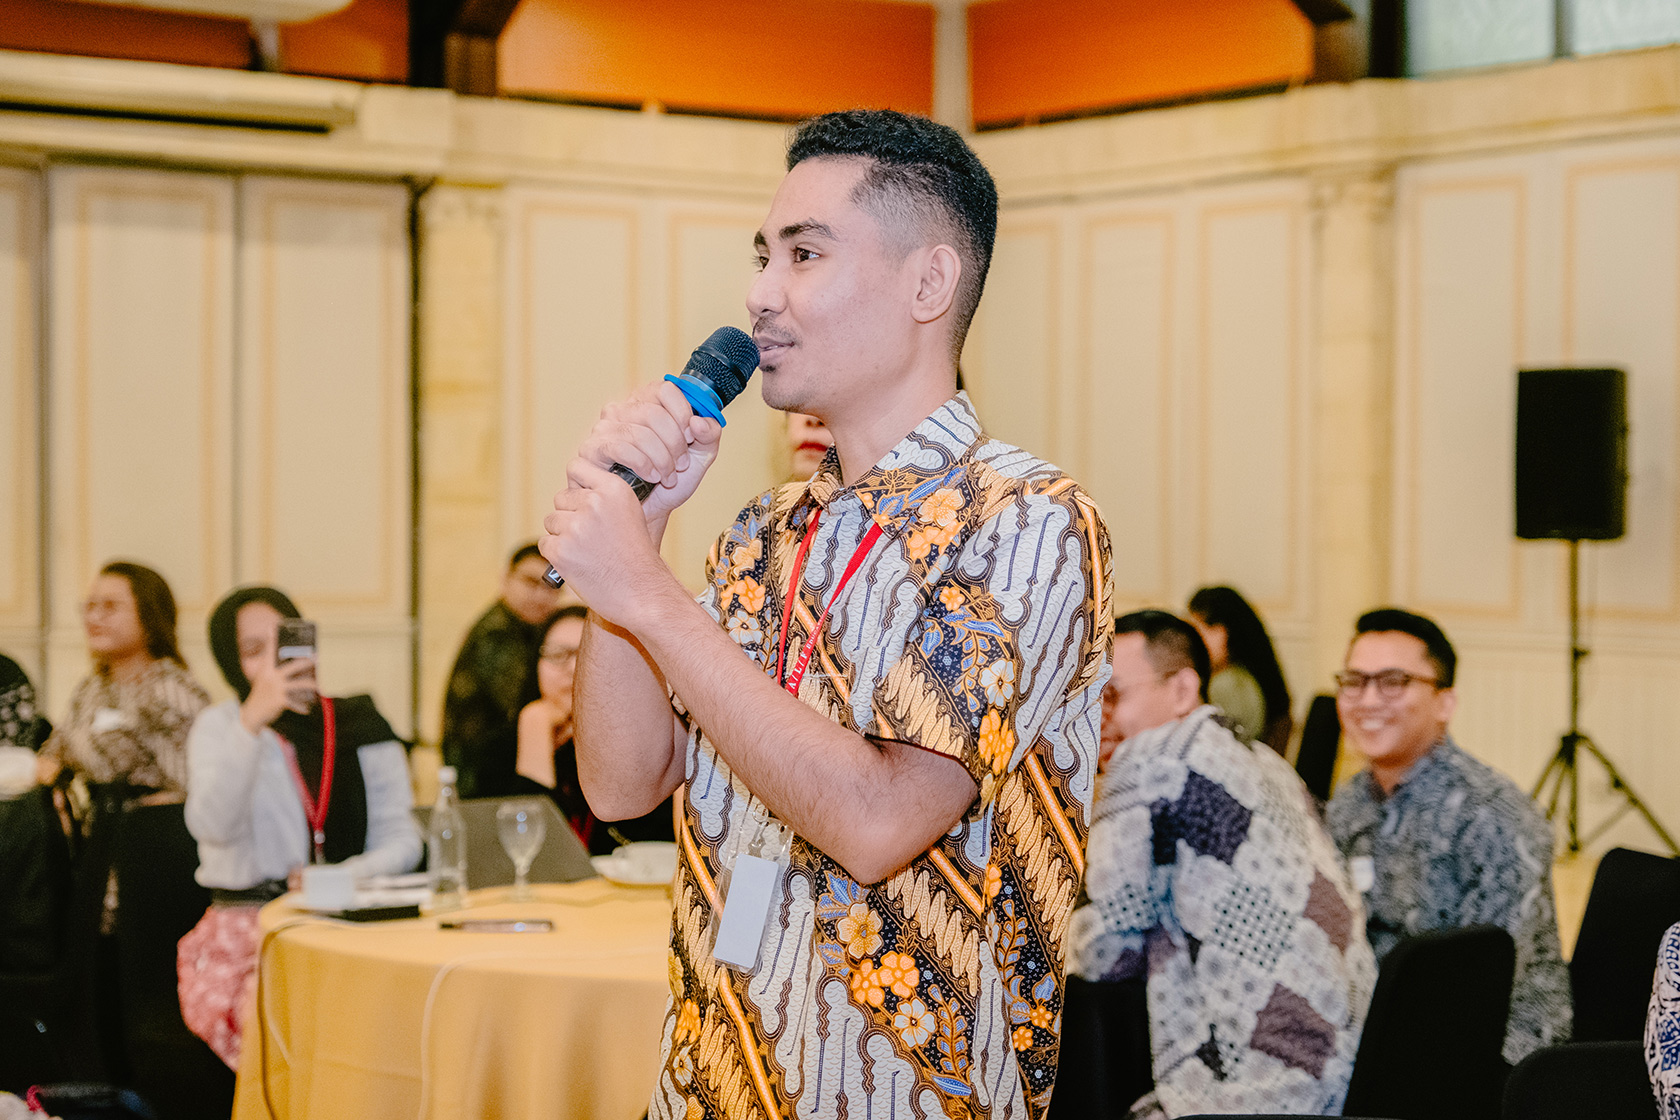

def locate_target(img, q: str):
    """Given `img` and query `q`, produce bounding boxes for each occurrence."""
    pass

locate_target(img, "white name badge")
[712,853,780,969]
[91,707,129,734]
[1351,855,1376,894]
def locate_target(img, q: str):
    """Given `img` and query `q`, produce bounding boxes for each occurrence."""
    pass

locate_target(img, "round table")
[231,879,673,1120]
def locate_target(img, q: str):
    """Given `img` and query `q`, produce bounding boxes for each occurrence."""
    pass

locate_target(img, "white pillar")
[932,0,970,132]
[1308,166,1397,689]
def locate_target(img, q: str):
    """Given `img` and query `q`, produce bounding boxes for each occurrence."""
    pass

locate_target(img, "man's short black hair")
[786,109,998,358]
[1354,607,1457,688]
[1114,609,1210,701]
[509,542,543,569]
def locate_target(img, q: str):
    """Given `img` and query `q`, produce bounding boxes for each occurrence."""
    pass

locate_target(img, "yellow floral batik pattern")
[652,393,1111,1120]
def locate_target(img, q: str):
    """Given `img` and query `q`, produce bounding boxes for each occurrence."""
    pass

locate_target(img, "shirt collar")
[800,392,984,536]
[1362,734,1459,803]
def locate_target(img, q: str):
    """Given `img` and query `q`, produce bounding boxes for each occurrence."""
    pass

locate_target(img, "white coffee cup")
[302,864,356,910]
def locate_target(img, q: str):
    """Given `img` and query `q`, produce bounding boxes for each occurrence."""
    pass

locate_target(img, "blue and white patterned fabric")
[1647,922,1680,1119]
[1070,706,1376,1119]
[1326,736,1572,1064]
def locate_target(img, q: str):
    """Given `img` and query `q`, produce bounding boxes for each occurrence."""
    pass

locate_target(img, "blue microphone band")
[665,373,728,426]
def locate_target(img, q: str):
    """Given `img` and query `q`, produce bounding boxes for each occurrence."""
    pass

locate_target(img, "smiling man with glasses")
[1325,607,1571,1065]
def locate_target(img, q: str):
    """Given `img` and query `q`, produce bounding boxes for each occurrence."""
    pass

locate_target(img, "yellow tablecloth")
[231,880,673,1120]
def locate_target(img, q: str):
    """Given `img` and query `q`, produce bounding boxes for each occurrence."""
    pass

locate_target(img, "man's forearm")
[571,514,688,819]
[624,571,975,884]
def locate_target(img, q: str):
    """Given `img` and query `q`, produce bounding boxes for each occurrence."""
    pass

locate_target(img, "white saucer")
[591,841,678,887]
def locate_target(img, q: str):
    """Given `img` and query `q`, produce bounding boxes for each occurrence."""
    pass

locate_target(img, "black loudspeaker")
[1515,368,1627,541]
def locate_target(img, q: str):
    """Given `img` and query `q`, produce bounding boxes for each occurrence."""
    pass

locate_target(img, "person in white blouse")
[178,586,419,1069]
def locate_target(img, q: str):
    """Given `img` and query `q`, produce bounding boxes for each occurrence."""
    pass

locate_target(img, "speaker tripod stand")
[1532,540,1678,856]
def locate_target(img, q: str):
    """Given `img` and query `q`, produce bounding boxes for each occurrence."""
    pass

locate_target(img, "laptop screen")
[412,796,597,888]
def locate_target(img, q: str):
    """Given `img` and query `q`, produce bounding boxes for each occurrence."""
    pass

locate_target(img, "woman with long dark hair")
[1187,585,1293,753]
[514,605,673,854]
[38,560,209,800]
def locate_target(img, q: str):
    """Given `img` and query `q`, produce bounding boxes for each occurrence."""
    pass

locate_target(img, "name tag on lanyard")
[713,854,781,968]
[710,510,881,972]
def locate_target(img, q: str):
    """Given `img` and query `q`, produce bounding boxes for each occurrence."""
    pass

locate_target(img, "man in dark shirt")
[439,543,563,798]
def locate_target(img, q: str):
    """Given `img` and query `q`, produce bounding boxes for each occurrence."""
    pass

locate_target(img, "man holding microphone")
[541,109,1110,1120]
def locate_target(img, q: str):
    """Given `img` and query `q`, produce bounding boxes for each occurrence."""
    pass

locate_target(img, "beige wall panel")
[1565,161,1680,617]
[1402,181,1524,615]
[1081,213,1172,605]
[967,224,1057,458]
[1198,202,1298,610]
[0,168,39,680]
[238,176,411,725]
[1440,643,1566,794]
[46,166,234,712]
[502,199,637,555]
[663,211,776,589]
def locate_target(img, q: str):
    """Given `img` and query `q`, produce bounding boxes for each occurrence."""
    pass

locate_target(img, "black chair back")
[111,802,234,1120]
[0,785,104,1093]
[1343,925,1516,1120]
[1294,693,1340,802]
[1045,974,1151,1119]
[1572,847,1680,1042]
[1503,1040,1657,1120]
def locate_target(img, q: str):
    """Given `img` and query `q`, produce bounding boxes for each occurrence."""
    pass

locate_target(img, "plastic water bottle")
[426,765,468,913]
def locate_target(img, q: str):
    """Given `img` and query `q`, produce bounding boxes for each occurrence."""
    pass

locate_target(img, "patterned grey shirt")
[1070,706,1376,1118]
[1325,736,1571,1063]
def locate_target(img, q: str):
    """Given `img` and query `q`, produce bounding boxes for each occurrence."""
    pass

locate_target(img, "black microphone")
[543,326,761,588]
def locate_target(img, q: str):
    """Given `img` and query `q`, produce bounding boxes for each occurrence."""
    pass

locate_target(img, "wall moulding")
[977,46,1680,208]
[3,44,1679,203]
[0,55,789,196]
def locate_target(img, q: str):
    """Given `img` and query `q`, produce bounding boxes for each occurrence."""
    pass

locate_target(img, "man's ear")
[1434,685,1458,726]
[910,243,962,325]
[1169,667,1203,719]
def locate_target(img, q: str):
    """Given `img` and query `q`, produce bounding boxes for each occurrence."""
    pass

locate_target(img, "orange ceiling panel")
[499,0,934,119]
[0,0,253,69]
[281,0,407,83]
[969,0,1313,126]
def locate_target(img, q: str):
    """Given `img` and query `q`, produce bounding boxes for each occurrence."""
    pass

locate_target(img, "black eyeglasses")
[1334,669,1440,700]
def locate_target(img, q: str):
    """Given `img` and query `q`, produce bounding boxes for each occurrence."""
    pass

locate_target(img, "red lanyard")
[279,695,337,864]
[775,508,884,697]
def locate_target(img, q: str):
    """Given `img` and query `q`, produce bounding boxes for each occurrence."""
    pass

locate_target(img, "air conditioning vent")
[0,48,360,131]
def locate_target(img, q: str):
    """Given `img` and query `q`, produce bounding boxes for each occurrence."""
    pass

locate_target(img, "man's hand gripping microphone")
[543,326,760,589]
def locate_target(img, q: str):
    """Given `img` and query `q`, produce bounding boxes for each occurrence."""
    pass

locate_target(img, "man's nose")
[747,261,783,322]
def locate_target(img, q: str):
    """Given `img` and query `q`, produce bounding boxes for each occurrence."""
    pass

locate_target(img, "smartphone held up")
[276,617,320,710]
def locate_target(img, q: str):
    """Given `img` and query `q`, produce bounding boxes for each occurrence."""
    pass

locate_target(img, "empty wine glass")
[496,800,546,902]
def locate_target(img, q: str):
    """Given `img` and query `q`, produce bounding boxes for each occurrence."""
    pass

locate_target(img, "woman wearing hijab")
[178,587,420,1069]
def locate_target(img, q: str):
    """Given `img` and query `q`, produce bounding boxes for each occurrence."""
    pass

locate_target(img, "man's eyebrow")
[754,220,837,251]
[780,220,836,242]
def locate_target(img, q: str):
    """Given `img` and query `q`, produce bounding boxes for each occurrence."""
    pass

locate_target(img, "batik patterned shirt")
[1069,706,1376,1118]
[1646,922,1680,1120]
[41,659,209,791]
[0,655,37,750]
[1325,737,1572,1063]
[440,601,544,799]
[651,393,1112,1120]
